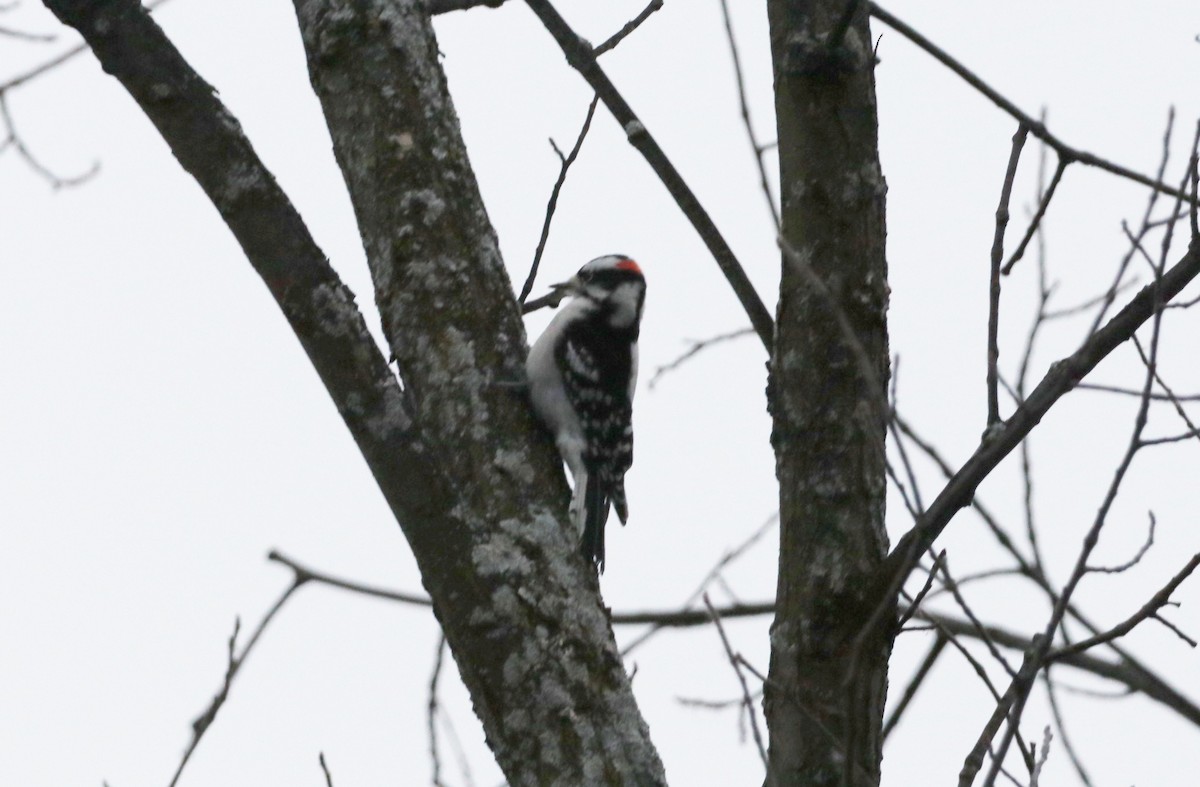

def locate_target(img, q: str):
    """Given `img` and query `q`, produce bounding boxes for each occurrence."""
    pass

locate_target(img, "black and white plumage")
[526,254,646,571]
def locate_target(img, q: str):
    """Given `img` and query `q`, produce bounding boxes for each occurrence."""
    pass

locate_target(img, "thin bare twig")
[888,356,927,517]
[717,0,779,228]
[0,22,55,41]
[0,92,97,187]
[517,94,600,306]
[1087,512,1155,574]
[895,550,944,630]
[593,0,663,56]
[919,610,1200,727]
[168,579,306,787]
[620,513,777,655]
[703,594,771,782]
[959,640,1043,787]
[1014,141,1051,575]
[429,634,448,787]
[987,124,1029,427]
[1004,154,1068,274]
[319,752,335,787]
[1076,382,1200,401]
[918,610,1007,705]
[920,568,1027,600]
[677,688,761,712]
[1132,335,1200,446]
[1152,613,1198,648]
[881,634,946,740]
[647,327,754,388]
[1052,551,1200,659]
[1027,726,1052,787]
[1041,672,1095,787]
[269,550,432,607]
[1041,278,1138,320]
[936,554,1016,678]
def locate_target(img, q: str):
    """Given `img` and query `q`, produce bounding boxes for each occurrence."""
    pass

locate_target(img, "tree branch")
[1051,551,1200,660]
[987,124,1028,426]
[169,581,305,786]
[868,3,1197,204]
[260,549,1200,728]
[877,236,1200,619]
[593,0,663,56]
[524,0,775,352]
[518,93,599,306]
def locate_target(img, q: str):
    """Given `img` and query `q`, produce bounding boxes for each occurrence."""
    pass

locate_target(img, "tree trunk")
[764,2,892,785]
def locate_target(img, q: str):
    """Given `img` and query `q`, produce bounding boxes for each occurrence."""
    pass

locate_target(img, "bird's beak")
[550,274,582,296]
[546,275,582,306]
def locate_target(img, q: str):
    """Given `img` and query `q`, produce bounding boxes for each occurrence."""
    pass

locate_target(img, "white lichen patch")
[502,636,546,689]
[472,530,533,577]
[502,707,532,735]
[311,282,359,338]
[425,326,491,442]
[623,119,646,140]
[490,584,522,620]
[838,161,887,206]
[375,0,452,117]
[770,620,797,653]
[493,447,535,485]
[389,131,415,157]
[841,26,869,66]
[216,107,245,137]
[363,382,411,439]
[399,188,447,227]
[217,159,266,207]
[467,605,495,628]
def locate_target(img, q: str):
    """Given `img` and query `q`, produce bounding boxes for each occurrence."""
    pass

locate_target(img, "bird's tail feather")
[581,471,610,572]
[611,479,628,525]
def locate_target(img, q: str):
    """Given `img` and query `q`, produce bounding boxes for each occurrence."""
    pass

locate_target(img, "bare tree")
[8,1,1200,786]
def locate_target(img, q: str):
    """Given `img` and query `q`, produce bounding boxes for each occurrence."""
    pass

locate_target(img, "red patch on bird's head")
[616,258,642,276]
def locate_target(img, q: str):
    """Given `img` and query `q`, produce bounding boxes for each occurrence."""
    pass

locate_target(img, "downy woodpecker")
[526,255,646,571]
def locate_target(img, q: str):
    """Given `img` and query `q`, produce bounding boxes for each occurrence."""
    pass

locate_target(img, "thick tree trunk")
[764,2,892,785]
[43,1,665,784]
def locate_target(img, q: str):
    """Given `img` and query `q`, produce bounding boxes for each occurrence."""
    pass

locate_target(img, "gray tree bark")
[764,2,892,785]
[43,0,665,784]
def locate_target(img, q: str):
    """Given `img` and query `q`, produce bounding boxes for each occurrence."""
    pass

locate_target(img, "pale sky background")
[2,1,1199,785]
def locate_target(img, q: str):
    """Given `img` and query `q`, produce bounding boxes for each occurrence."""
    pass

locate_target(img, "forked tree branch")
[875,236,1200,622]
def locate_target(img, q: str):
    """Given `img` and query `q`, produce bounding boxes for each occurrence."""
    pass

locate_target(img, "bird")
[525,254,646,571]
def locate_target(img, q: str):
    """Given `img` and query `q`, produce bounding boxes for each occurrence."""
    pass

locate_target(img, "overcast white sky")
[2,1,1199,785]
